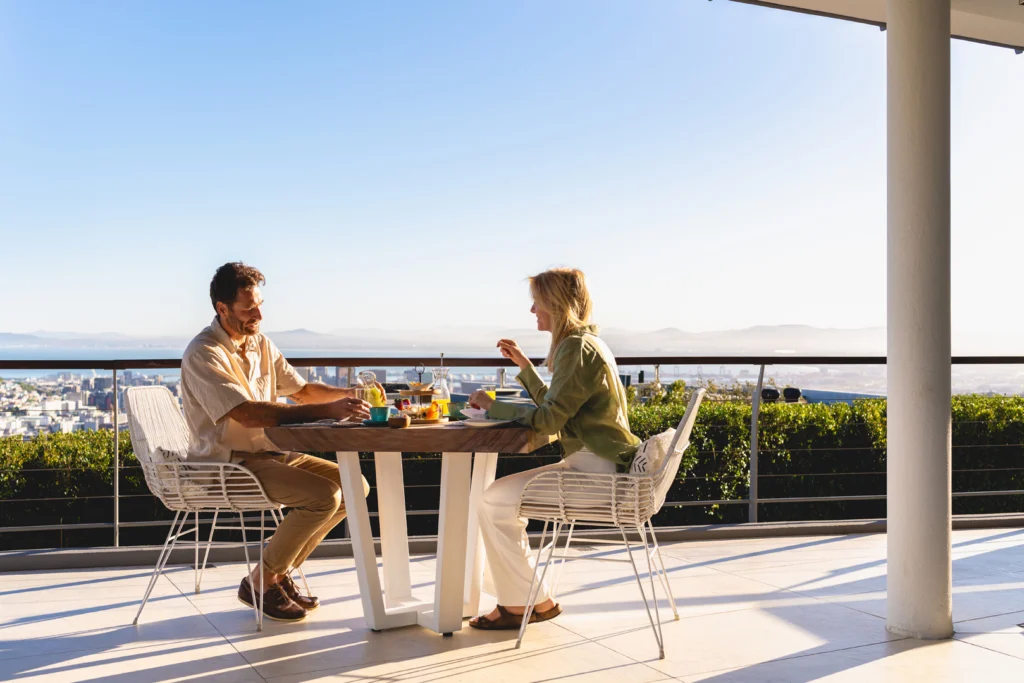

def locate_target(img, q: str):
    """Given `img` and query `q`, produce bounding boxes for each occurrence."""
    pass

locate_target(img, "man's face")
[217,286,264,338]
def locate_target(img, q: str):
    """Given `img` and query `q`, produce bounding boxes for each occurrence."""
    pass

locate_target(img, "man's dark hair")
[210,262,265,311]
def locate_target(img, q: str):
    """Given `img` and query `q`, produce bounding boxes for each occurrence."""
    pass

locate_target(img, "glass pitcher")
[431,367,451,415]
[356,370,386,408]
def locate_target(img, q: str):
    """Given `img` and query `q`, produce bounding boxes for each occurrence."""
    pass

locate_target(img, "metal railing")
[3,354,1024,548]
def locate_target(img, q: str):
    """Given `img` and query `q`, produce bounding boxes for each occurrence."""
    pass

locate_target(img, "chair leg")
[516,522,562,651]
[193,511,200,594]
[260,510,266,630]
[239,511,263,631]
[549,521,575,602]
[197,510,220,594]
[620,526,664,659]
[513,520,548,649]
[647,520,678,620]
[637,524,665,659]
[134,511,185,625]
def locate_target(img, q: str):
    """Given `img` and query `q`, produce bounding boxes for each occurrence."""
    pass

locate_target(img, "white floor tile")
[0,637,262,683]
[685,637,1024,682]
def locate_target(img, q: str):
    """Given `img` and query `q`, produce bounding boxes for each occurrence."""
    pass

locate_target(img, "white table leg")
[374,451,414,608]
[336,451,416,631]
[431,452,473,635]
[464,452,498,618]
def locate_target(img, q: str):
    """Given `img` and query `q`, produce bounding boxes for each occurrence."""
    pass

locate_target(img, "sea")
[0,347,514,381]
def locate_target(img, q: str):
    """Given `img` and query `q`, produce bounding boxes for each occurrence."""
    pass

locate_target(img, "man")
[180,262,376,623]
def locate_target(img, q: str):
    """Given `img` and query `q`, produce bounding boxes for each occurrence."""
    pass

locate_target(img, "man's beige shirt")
[180,318,306,462]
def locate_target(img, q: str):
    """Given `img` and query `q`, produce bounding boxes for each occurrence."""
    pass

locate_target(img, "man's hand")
[326,398,372,421]
[469,390,495,410]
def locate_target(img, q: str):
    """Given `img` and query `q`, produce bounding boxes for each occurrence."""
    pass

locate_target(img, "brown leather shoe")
[237,576,307,622]
[279,574,319,611]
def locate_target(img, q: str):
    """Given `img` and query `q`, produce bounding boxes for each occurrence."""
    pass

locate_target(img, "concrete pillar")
[886,0,953,639]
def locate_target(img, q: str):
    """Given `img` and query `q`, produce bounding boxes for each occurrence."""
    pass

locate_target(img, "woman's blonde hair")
[529,268,593,370]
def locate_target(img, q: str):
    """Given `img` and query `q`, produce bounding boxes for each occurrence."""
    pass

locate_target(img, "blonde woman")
[467,267,640,630]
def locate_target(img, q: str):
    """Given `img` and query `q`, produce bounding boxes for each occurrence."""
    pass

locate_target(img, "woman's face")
[531,301,552,332]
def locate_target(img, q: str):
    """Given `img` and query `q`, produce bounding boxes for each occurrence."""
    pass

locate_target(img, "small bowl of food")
[388,414,411,429]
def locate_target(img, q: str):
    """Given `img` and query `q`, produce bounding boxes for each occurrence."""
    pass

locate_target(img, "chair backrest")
[124,386,276,513]
[124,386,189,464]
[652,388,706,509]
[123,386,191,503]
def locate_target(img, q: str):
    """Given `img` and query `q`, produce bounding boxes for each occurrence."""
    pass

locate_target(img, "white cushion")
[630,428,676,474]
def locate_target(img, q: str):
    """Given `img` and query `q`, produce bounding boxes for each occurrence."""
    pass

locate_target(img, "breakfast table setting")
[266,370,551,636]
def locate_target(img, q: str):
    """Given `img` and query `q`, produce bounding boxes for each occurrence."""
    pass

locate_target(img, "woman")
[467,267,641,630]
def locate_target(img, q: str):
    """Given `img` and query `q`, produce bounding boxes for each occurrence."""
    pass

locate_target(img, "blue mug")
[370,406,391,423]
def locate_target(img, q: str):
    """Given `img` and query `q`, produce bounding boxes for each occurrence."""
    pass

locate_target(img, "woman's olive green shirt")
[486,327,641,469]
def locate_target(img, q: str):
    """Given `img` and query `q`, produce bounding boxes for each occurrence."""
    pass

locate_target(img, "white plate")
[462,418,510,428]
[460,407,489,420]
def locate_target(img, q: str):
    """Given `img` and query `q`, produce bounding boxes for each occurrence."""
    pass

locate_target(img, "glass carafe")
[432,367,451,415]
[357,370,386,408]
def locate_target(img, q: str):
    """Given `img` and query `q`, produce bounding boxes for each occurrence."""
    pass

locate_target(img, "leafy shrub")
[3,394,1024,550]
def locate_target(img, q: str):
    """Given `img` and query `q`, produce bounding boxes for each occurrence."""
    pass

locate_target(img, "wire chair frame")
[513,389,706,659]
[124,386,311,632]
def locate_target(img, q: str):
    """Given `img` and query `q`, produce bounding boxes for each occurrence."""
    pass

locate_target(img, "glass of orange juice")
[482,384,497,400]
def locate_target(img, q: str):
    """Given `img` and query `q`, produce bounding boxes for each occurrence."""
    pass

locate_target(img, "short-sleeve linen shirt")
[180,318,306,462]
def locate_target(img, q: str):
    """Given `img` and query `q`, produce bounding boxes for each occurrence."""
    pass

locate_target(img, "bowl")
[370,406,391,423]
[388,414,411,429]
[447,402,468,420]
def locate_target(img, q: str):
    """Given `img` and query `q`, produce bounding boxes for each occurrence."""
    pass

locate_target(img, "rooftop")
[5,528,1024,682]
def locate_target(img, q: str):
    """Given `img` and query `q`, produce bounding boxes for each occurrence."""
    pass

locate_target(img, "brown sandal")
[469,603,562,630]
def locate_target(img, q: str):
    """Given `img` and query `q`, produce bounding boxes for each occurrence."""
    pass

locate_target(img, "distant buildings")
[0,373,171,437]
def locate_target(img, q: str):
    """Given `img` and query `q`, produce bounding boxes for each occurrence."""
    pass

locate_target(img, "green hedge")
[3,394,1024,549]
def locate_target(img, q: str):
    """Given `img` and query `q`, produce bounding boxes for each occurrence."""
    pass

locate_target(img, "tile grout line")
[952,634,1024,663]
[954,608,1024,626]
[544,618,672,680]
[663,636,913,680]
[175,571,270,682]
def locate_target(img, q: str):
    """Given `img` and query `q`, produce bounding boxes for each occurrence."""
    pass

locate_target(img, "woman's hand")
[469,390,495,411]
[497,339,531,370]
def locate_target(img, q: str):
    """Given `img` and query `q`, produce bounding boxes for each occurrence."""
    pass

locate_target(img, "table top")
[266,421,555,454]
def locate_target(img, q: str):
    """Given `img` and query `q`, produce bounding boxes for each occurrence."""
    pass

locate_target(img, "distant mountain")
[0,325,887,356]
[601,325,886,356]
[0,333,45,346]
[0,331,190,349]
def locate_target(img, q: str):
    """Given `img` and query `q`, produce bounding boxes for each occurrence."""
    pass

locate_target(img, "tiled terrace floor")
[5,528,1024,682]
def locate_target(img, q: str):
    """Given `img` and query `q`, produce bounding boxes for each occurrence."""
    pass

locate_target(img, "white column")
[886,0,953,640]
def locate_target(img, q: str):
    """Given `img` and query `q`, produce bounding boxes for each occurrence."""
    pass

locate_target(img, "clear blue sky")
[1,1,1021,351]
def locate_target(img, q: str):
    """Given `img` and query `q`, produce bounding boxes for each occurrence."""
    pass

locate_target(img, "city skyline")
[2,2,1022,344]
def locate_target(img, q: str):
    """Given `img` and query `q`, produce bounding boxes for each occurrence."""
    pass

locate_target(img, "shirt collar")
[210,317,258,354]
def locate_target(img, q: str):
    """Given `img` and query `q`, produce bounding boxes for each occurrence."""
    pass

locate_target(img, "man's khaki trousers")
[236,452,370,575]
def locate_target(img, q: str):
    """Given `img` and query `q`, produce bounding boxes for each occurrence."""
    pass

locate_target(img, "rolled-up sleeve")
[269,340,306,397]
[487,338,597,435]
[181,346,251,424]
[516,364,548,404]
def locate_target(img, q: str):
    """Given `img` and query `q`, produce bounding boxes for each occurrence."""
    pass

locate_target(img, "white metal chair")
[124,385,311,631]
[515,388,706,658]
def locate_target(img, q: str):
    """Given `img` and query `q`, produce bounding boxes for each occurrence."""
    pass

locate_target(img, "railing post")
[749,364,765,523]
[113,368,120,547]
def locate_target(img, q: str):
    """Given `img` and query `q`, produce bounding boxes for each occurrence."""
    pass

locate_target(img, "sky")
[0,1,1022,351]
